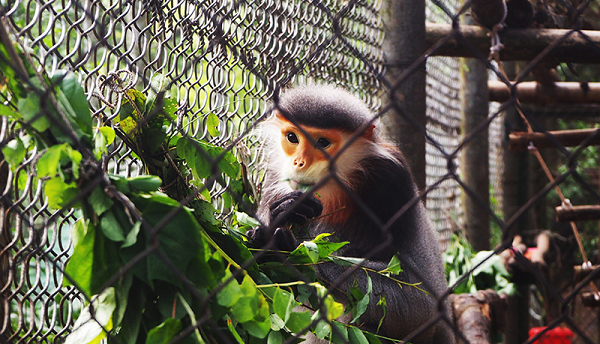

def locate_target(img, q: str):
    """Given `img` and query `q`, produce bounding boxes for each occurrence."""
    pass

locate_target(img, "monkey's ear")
[361,124,375,141]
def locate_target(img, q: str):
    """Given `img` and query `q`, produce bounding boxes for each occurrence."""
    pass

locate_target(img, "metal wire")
[1,0,599,343]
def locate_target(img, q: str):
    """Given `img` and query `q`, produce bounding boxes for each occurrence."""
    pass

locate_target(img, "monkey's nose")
[293,159,305,168]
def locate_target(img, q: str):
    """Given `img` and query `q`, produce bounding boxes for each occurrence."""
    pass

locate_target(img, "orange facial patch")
[275,114,345,168]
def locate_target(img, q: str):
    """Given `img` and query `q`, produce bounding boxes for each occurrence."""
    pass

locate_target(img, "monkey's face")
[277,117,346,191]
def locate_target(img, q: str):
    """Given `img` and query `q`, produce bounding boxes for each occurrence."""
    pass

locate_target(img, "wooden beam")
[426,23,600,63]
[509,129,600,151]
[489,81,600,104]
[582,292,600,307]
[574,265,600,282]
[555,205,600,222]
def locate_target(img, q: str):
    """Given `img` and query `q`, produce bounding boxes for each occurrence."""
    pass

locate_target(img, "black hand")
[247,226,298,252]
[270,191,323,227]
[273,227,298,251]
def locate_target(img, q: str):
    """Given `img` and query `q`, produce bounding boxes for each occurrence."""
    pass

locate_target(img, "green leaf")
[51,86,91,145]
[63,219,95,294]
[348,327,369,344]
[218,150,240,179]
[127,175,162,192]
[100,210,126,242]
[381,255,402,274]
[328,256,365,267]
[313,234,347,259]
[289,242,320,264]
[63,219,121,297]
[303,241,319,263]
[117,89,146,135]
[231,276,260,322]
[94,126,116,159]
[162,98,177,121]
[112,274,133,327]
[364,332,383,344]
[285,310,312,334]
[232,295,259,323]
[217,269,242,307]
[236,212,260,227]
[112,279,145,344]
[2,136,26,170]
[44,177,79,209]
[376,296,386,333]
[193,145,213,180]
[37,143,82,180]
[0,103,21,119]
[146,318,182,344]
[135,195,204,288]
[18,91,50,132]
[269,314,285,331]
[122,221,141,248]
[89,186,114,217]
[313,320,331,339]
[267,331,283,344]
[350,274,372,324]
[99,126,116,145]
[331,321,348,344]
[206,113,220,136]
[242,295,271,339]
[52,70,93,136]
[65,288,116,344]
[273,288,296,323]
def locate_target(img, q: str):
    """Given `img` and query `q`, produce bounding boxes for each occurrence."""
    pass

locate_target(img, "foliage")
[547,119,600,261]
[0,41,392,344]
[443,235,516,295]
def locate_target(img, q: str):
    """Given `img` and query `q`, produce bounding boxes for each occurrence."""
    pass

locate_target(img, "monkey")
[248,84,455,344]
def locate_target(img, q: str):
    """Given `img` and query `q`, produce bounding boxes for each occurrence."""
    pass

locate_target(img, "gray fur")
[277,84,373,132]
[259,85,456,343]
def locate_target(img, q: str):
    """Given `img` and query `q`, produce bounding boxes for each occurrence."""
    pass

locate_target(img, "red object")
[529,327,574,344]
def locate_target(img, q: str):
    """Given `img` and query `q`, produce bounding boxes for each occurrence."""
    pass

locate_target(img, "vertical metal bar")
[380,0,427,192]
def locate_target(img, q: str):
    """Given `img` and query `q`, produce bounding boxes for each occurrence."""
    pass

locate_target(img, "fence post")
[502,62,531,344]
[380,0,427,192]
[459,15,490,252]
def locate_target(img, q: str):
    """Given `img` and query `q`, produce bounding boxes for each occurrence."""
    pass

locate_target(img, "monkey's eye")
[286,132,299,144]
[315,138,332,149]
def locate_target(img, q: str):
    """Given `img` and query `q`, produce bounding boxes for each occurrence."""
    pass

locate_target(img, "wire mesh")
[1,0,600,343]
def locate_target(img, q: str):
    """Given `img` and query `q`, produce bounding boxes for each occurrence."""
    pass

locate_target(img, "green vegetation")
[0,39,405,344]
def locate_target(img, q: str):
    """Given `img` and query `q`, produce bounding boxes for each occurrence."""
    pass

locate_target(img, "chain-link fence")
[2,0,600,343]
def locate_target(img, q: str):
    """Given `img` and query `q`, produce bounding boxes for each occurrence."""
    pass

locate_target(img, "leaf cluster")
[0,43,387,344]
[443,235,516,295]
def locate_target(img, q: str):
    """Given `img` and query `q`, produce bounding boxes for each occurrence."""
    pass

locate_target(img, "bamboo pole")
[509,129,600,151]
[426,23,600,63]
[556,205,600,222]
[489,81,600,104]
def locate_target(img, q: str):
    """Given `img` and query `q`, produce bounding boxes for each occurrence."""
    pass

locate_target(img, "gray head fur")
[276,84,373,132]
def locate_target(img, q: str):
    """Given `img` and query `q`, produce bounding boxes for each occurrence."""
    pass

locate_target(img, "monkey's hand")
[270,191,323,227]
[247,226,299,252]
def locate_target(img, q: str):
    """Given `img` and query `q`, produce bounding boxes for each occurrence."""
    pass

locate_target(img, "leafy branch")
[0,36,392,344]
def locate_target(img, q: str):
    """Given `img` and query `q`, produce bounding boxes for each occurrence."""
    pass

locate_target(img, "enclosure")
[1,0,600,343]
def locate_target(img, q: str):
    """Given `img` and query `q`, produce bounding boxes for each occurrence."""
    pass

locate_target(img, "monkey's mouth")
[285,179,315,192]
